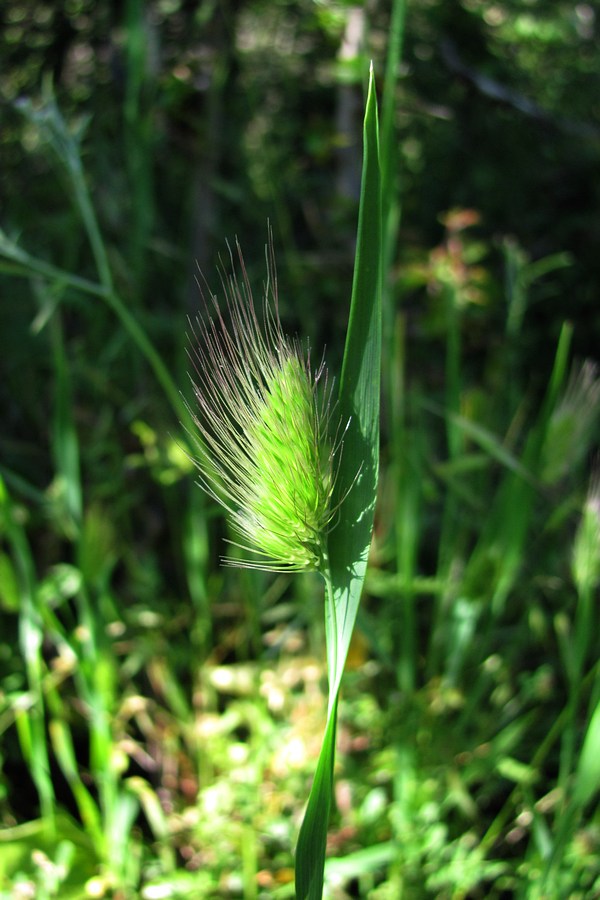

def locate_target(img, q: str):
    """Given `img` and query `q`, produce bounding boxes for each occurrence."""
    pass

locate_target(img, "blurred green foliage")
[1,0,600,897]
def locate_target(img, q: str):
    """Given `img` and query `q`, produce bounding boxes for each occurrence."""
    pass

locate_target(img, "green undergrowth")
[1,6,600,898]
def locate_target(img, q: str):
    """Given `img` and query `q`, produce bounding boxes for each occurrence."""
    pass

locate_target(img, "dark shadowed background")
[1,1,600,897]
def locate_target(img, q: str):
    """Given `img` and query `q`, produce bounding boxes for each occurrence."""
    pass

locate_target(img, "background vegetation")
[1,1,600,897]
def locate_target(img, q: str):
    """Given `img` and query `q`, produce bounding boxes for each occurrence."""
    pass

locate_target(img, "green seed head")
[542,361,600,485]
[572,472,600,594]
[187,237,336,571]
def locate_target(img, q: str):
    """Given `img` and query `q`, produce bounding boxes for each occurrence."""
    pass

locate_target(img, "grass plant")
[187,68,381,899]
[1,12,600,899]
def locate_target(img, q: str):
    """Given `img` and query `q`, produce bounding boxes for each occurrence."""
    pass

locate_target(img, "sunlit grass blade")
[540,696,600,890]
[294,697,338,900]
[48,719,104,849]
[0,477,55,823]
[573,696,600,809]
[327,62,382,699]
[296,63,381,900]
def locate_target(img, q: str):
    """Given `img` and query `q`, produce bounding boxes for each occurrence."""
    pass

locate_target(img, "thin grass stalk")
[48,717,105,849]
[182,487,212,656]
[0,231,189,430]
[454,325,576,735]
[0,479,55,823]
[457,322,572,626]
[48,299,121,852]
[123,0,156,290]
[379,0,415,697]
[380,0,406,283]
[9,94,193,432]
[559,579,593,791]
[489,321,573,614]
[22,84,114,295]
[392,315,419,695]
[49,305,82,535]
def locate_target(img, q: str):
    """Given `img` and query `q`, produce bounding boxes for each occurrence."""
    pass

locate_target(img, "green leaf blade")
[295,697,338,900]
[328,62,382,696]
[295,64,382,900]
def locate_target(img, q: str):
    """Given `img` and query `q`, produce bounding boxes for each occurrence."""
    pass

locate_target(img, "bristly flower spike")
[187,231,339,572]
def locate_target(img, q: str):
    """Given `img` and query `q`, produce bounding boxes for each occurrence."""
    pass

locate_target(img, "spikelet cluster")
[187,237,336,571]
[572,470,600,594]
